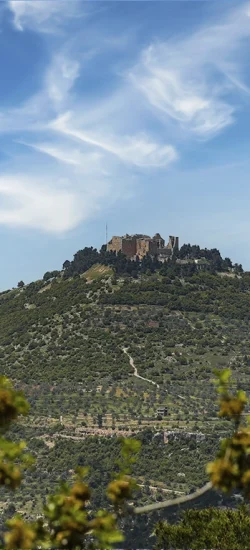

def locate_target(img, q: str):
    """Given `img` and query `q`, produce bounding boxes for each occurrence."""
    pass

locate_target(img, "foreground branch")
[133,481,212,515]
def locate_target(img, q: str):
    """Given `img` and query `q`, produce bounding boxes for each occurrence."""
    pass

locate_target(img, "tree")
[155,506,250,550]
[63,260,71,270]
[234,263,244,274]
[224,257,233,269]
[97,413,103,428]
[43,270,60,281]
[5,504,16,518]
[17,281,25,288]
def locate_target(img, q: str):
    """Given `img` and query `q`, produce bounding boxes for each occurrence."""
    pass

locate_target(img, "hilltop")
[0,242,249,545]
[1,241,250,429]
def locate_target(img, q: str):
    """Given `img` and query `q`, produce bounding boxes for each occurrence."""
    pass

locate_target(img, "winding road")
[122,347,160,389]
[122,347,187,400]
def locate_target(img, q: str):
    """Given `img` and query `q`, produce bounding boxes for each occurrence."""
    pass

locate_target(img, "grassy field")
[83,264,114,280]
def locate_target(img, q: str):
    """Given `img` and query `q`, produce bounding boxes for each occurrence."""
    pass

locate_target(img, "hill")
[0,244,249,546]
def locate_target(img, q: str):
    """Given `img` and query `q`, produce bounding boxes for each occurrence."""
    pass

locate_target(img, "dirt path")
[122,347,160,389]
[34,427,137,448]
[121,347,187,401]
[138,483,185,495]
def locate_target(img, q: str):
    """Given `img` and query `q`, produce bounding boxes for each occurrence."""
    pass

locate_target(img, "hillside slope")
[1,267,250,430]
[1,261,250,545]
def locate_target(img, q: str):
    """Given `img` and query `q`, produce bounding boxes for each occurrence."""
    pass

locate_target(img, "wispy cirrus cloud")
[131,51,235,137]
[16,139,105,171]
[0,49,81,134]
[1,1,250,235]
[0,10,178,234]
[130,3,250,138]
[8,0,81,33]
[45,54,80,109]
[50,111,177,168]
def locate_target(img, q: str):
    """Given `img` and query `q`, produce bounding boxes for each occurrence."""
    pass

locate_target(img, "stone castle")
[107,233,179,261]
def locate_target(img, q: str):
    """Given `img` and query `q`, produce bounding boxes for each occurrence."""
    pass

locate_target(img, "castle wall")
[136,238,158,259]
[107,236,122,253]
[121,237,137,258]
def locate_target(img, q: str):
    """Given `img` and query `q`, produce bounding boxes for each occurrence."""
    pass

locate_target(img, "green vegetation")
[6,427,219,515]
[0,242,249,547]
[1,264,250,431]
[2,370,250,549]
[83,264,114,281]
[61,243,242,280]
[155,506,250,550]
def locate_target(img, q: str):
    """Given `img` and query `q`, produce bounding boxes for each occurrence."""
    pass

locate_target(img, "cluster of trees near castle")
[56,243,243,281]
[19,242,242,288]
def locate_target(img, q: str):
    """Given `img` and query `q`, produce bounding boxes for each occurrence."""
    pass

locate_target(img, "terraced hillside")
[1,268,250,432]
[1,261,250,545]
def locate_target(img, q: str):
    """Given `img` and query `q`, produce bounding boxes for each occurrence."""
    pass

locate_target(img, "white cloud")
[3,2,250,235]
[0,175,84,233]
[0,93,49,134]
[8,0,81,32]
[130,3,250,138]
[50,112,177,167]
[18,140,107,173]
[45,54,80,108]
[0,51,80,132]
[131,56,234,137]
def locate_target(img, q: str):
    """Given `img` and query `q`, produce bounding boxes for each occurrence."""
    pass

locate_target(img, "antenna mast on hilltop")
[106,223,108,246]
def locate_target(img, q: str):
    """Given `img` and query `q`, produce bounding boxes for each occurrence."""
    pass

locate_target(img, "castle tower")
[153,233,165,249]
[167,236,179,251]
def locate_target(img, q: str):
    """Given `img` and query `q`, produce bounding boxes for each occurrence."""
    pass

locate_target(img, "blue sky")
[1,0,250,288]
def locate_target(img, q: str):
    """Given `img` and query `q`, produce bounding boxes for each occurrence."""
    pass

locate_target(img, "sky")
[1,0,250,288]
